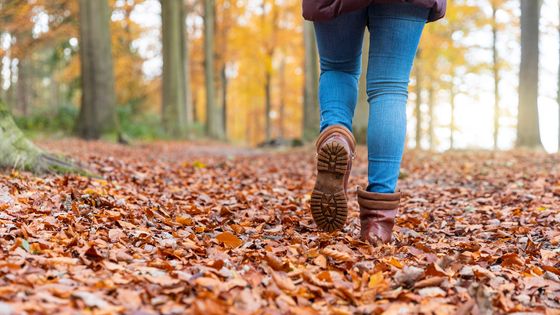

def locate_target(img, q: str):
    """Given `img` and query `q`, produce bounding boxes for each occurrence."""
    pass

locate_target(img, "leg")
[310,11,366,232]
[366,4,429,193]
[314,9,368,132]
[358,4,428,245]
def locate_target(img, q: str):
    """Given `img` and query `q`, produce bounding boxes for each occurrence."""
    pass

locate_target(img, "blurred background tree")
[161,0,189,138]
[0,0,559,153]
[517,0,542,148]
[76,0,118,139]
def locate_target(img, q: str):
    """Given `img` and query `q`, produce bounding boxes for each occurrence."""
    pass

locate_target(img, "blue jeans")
[314,4,429,193]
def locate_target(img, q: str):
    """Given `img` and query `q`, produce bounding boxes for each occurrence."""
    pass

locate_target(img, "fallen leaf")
[216,231,243,249]
[368,271,385,289]
[272,271,296,292]
[72,291,111,309]
[418,286,446,298]
[321,247,354,263]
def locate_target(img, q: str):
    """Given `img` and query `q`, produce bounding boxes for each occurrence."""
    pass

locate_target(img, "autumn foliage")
[0,140,559,313]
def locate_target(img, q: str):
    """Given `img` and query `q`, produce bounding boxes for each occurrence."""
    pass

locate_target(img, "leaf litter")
[0,140,559,314]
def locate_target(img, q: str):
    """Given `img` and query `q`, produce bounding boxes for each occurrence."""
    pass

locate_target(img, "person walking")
[304,0,446,244]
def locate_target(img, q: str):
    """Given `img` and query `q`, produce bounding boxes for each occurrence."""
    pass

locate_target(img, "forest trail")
[0,140,559,314]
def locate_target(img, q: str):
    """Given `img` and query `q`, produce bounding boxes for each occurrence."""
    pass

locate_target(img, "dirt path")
[0,140,559,314]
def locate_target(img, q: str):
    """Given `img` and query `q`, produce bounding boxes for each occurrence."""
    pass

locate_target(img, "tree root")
[1,99,96,176]
[3,146,95,176]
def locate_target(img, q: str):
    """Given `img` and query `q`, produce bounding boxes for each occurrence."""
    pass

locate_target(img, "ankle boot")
[310,125,356,232]
[357,188,401,244]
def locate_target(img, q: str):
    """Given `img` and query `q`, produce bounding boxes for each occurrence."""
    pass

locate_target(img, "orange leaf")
[264,253,288,271]
[385,257,403,269]
[368,271,385,288]
[501,253,524,268]
[321,247,354,263]
[425,262,447,277]
[272,271,296,292]
[543,265,560,276]
[216,231,243,249]
[176,216,194,226]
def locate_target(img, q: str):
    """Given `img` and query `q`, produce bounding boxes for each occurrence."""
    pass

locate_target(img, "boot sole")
[310,141,349,232]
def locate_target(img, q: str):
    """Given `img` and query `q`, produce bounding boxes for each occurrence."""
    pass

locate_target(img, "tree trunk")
[183,2,194,127]
[302,21,320,142]
[516,0,542,149]
[221,64,228,139]
[450,86,456,150]
[262,0,278,143]
[204,0,224,139]
[428,82,435,151]
[264,61,272,141]
[161,0,188,138]
[7,62,16,108]
[354,30,369,144]
[16,58,30,116]
[492,2,501,150]
[76,0,117,140]
[279,57,286,139]
[0,99,83,174]
[414,50,423,149]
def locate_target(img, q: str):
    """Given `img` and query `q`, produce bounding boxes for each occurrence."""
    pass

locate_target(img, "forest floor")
[0,139,559,314]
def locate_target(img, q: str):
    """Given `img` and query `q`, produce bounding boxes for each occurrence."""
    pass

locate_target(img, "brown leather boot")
[357,188,401,244]
[310,125,356,232]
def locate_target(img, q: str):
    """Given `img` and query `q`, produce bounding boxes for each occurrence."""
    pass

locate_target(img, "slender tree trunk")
[516,0,542,149]
[16,58,30,116]
[279,56,286,139]
[214,0,230,139]
[354,30,369,145]
[76,0,117,140]
[7,61,16,108]
[221,64,228,139]
[262,0,278,143]
[450,86,456,150]
[492,3,501,150]
[303,21,320,142]
[264,58,272,141]
[414,50,423,149]
[161,0,188,137]
[428,82,435,151]
[183,4,193,126]
[192,92,198,123]
[204,0,223,139]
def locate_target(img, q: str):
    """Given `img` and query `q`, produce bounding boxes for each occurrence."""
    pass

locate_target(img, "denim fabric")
[314,4,428,193]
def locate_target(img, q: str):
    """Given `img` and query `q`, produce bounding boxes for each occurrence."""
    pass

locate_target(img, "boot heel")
[310,189,347,232]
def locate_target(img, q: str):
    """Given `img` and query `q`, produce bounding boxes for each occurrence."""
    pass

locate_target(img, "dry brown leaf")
[314,254,328,268]
[264,253,288,271]
[425,262,447,277]
[368,271,385,289]
[272,271,296,292]
[176,216,194,226]
[303,271,334,289]
[321,247,354,263]
[72,291,111,309]
[191,298,226,315]
[216,231,243,249]
[418,286,446,298]
[414,276,446,288]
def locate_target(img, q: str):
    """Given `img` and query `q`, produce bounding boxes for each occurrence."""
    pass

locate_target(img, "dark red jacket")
[303,0,446,22]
